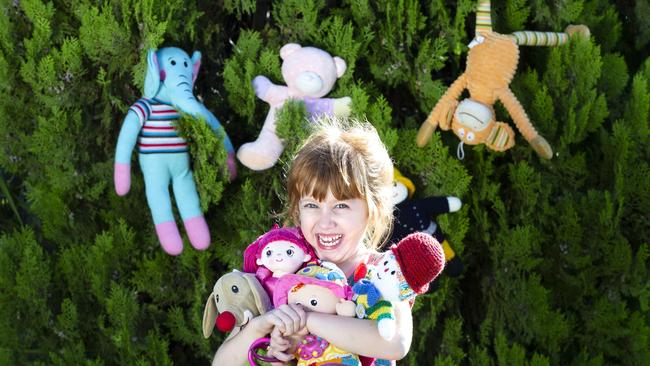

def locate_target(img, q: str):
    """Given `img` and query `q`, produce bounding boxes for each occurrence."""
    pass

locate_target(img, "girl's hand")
[268,326,309,363]
[256,304,307,336]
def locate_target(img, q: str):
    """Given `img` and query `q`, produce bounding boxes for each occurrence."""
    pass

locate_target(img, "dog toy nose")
[216,311,236,332]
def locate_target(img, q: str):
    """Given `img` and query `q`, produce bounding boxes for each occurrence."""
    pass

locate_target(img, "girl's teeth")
[319,235,342,247]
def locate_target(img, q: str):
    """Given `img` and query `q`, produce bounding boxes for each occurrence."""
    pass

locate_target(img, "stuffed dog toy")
[202,270,271,338]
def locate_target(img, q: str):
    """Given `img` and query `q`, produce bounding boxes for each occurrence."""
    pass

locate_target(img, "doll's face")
[368,252,406,301]
[256,240,311,276]
[288,284,340,314]
[391,181,409,205]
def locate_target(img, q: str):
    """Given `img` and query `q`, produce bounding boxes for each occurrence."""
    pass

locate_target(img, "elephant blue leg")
[139,154,184,255]
[168,153,210,250]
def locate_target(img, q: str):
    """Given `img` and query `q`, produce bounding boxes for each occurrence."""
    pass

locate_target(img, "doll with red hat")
[243,224,317,299]
[353,232,445,340]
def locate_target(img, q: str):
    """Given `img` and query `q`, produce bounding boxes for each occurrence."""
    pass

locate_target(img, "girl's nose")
[317,209,336,228]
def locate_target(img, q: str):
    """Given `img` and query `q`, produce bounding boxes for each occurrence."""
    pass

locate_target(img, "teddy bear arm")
[253,75,288,104]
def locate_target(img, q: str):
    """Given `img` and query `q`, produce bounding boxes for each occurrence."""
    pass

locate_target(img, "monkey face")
[451,99,494,145]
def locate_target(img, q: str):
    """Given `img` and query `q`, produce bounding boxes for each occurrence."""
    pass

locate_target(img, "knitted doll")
[248,263,360,366]
[390,168,464,278]
[416,0,589,159]
[243,225,316,299]
[237,43,352,171]
[353,233,445,340]
[114,47,236,255]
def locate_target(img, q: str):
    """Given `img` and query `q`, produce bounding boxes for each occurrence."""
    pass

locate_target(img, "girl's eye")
[286,249,294,256]
[265,250,272,257]
[310,298,318,306]
[303,203,318,209]
[171,60,176,66]
[335,203,349,209]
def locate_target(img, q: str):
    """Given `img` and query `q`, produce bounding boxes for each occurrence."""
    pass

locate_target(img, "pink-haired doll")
[248,263,360,366]
[243,225,316,298]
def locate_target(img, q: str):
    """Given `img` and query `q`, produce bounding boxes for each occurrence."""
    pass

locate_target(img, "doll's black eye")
[286,249,294,256]
[391,271,396,275]
[384,261,388,266]
[171,60,176,66]
[184,61,188,67]
[310,298,318,306]
[266,250,272,257]
[231,285,239,293]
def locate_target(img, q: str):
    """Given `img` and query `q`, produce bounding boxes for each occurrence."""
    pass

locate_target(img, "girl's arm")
[306,299,413,360]
[213,304,307,366]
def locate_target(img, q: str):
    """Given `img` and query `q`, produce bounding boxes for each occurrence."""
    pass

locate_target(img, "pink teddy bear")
[237,43,352,171]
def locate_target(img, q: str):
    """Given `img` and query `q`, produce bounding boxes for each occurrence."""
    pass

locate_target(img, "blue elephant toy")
[114,47,236,255]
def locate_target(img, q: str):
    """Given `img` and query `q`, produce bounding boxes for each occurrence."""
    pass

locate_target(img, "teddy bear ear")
[333,57,347,78]
[280,43,302,60]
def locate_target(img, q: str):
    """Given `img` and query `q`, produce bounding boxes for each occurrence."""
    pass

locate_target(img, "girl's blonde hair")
[286,116,394,250]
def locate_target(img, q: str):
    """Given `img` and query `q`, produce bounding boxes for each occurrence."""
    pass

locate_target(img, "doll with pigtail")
[416,0,590,159]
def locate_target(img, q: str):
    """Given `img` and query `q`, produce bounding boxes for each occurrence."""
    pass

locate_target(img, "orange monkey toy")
[416,1,589,159]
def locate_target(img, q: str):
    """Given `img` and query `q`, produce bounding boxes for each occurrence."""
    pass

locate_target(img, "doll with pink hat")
[243,225,316,298]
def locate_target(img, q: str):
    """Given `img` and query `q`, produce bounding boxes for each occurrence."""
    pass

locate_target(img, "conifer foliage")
[0,1,648,365]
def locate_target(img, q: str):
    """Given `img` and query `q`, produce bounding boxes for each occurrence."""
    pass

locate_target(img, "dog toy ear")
[202,293,217,338]
[243,273,271,315]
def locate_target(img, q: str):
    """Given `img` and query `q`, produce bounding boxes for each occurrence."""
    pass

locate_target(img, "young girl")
[213,117,411,365]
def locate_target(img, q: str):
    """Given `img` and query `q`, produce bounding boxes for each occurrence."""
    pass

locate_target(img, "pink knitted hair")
[243,225,316,274]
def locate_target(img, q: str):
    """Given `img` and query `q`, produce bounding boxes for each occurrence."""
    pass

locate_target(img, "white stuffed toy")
[237,43,352,171]
[352,232,445,340]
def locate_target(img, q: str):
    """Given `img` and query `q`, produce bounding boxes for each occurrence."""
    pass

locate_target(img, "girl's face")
[256,240,311,276]
[299,190,369,266]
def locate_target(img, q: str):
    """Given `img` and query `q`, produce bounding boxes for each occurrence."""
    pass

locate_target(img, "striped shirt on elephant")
[129,98,188,154]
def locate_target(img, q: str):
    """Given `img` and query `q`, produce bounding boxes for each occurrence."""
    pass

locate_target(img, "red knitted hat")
[390,232,445,294]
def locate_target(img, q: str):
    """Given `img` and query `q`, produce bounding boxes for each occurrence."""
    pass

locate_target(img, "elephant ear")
[191,51,202,85]
[144,49,161,98]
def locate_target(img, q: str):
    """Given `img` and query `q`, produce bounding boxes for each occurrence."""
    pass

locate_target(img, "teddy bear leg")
[236,125,284,171]
[169,153,211,250]
[140,154,184,255]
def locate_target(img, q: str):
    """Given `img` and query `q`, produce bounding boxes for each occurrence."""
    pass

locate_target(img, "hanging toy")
[114,47,236,255]
[416,0,590,159]
[389,168,464,279]
[237,43,352,171]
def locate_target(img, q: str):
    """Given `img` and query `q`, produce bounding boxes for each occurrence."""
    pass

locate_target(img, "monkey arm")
[496,88,553,159]
[416,74,467,147]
